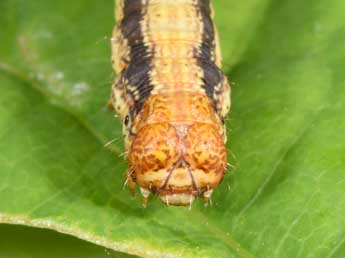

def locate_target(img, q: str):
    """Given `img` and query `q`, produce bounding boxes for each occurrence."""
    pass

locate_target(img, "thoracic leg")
[126,168,136,197]
[140,187,151,208]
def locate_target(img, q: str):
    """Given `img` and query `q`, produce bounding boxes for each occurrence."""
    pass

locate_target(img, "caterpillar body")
[110,0,231,206]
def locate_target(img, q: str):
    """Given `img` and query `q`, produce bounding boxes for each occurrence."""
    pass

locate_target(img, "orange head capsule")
[127,93,227,206]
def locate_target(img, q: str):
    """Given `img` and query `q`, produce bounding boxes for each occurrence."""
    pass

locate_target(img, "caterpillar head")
[127,93,227,206]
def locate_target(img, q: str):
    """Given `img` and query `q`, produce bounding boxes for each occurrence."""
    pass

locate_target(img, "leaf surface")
[0,0,344,257]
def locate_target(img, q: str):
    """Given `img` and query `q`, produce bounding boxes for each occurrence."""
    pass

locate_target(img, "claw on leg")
[140,187,151,208]
[203,189,213,206]
[126,169,136,198]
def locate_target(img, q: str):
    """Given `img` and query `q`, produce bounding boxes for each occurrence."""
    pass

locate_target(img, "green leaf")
[0,0,344,258]
[0,224,135,258]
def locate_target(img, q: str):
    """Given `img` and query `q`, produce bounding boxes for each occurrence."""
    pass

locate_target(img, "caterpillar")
[110,0,231,206]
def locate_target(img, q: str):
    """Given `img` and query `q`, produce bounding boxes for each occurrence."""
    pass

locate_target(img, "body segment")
[110,0,231,206]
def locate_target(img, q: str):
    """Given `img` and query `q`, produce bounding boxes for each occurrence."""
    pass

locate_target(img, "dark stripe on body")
[195,0,225,108]
[120,0,153,115]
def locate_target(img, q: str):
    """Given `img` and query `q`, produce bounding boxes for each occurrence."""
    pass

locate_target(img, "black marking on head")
[221,116,225,124]
[124,115,130,126]
[121,0,154,116]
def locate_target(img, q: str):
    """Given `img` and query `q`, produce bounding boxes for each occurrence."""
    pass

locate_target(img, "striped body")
[110,0,231,206]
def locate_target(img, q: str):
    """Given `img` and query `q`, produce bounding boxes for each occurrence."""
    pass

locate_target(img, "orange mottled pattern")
[129,93,227,204]
[130,122,180,190]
